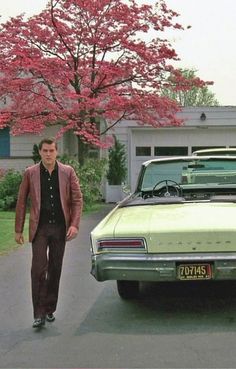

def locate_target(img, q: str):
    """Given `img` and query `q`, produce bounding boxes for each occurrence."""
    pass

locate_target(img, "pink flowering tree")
[0,0,210,152]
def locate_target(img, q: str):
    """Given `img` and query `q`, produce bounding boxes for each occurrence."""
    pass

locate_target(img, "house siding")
[110,106,236,191]
[1,107,236,199]
[0,126,63,172]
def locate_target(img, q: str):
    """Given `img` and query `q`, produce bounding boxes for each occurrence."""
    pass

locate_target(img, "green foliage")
[107,137,127,185]
[60,155,107,209]
[32,143,41,163]
[161,68,219,106]
[0,156,107,211]
[0,170,22,210]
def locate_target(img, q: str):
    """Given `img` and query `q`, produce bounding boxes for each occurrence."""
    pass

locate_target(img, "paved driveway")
[1,204,236,369]
[0,204,113,368]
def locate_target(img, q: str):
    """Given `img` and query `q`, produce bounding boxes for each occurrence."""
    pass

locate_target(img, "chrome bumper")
[91,252,236,282]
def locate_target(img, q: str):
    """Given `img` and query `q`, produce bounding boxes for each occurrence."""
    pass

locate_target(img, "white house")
[109,106,236,191]
[0,124,85,172]
[1,106,236,200]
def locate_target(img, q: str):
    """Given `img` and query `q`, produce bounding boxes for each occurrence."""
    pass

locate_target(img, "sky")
[0,0,235,106]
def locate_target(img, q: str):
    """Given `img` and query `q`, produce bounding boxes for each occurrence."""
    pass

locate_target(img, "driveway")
[1,203,236,369]
[0,204,113,368]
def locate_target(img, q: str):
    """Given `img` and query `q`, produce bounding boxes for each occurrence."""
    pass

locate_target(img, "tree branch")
[101,111,128,135]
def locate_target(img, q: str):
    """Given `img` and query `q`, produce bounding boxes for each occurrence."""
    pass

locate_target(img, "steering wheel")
[152,179,182,198]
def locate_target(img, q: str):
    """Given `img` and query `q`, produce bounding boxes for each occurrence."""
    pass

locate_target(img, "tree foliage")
[161,68,218,106]
[60,155,107,209]
[0,0,211,146]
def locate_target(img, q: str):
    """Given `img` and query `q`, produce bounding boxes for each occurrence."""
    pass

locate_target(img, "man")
[15,137,83,328]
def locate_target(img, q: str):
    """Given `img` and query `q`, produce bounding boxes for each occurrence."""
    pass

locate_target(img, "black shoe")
[46,313,55,322]
[32,317,45,328]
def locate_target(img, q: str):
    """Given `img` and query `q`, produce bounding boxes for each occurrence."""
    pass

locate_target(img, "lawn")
[0,211,29,254]
[0,203,110,255]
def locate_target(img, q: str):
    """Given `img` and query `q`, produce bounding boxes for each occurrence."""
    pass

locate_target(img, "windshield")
[140,158,236,191]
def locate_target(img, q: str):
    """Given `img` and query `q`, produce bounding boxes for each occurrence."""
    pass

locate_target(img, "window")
[88,147,100,159]
[191,146,223,153]
[154,146,188,156]
[0,127,10,157]
[136,146,151,156]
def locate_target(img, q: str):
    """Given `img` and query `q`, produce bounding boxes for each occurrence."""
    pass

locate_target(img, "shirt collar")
[40,161,58,173]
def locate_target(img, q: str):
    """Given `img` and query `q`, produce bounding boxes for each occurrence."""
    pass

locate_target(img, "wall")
[0,126,63,172]
[109,106,236,192]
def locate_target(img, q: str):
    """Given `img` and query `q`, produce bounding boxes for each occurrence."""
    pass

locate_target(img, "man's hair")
[38,137,58,150]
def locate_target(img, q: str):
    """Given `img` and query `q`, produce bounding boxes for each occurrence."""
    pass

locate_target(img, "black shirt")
[39,162,65,226]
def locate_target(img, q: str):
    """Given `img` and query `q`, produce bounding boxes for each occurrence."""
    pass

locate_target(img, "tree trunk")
[77,136,89,165]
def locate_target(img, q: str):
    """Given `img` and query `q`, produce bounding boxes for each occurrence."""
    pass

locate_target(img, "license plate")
[177,263,212,280]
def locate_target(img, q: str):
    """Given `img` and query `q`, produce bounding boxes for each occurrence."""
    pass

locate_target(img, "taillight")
[97,238,146,251]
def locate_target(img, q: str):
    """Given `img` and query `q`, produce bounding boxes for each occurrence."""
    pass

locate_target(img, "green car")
[90,152,236,299]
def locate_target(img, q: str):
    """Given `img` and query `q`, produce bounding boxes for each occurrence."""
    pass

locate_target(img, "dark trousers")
[31,223,66,318]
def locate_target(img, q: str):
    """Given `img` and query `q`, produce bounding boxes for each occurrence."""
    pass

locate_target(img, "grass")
[0,202,111,255]
[0,211,29,254]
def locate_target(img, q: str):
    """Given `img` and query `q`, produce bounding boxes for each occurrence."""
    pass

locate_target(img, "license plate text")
[177,263,212,280]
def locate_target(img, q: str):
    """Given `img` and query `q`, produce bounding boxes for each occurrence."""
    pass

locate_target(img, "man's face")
[39,143,58,167]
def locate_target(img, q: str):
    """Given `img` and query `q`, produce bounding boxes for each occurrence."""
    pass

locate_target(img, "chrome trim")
[91,252,236,282]
[96,237,147,252]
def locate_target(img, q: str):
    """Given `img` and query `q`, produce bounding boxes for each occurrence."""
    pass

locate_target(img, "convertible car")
[90,150,236,298]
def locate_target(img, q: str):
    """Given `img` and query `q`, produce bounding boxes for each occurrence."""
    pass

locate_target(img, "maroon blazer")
[15,161,83,242]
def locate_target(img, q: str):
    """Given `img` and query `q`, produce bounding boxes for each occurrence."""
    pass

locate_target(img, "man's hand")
[15,232,24,245]
[66,226,78,241]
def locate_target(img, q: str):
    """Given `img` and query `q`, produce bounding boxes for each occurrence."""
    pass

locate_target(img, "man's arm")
[15,170,30,244]
[67,167,83,240]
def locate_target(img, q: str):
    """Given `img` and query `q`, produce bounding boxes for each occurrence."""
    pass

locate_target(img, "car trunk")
[113,203,236,253]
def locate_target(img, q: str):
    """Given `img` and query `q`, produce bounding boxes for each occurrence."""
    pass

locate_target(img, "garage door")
[130,129,189,190]
[130,128,236,191]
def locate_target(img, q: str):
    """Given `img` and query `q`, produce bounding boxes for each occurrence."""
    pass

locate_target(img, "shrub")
[0,168,7,180]
[0,170,22,210]
[0,156,107,211]
[107,136,127,185]
[32,143,41,163]
[60,155,107,209]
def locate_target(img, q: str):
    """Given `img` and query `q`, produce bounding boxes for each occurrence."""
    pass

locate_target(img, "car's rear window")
[141,158,236,189]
